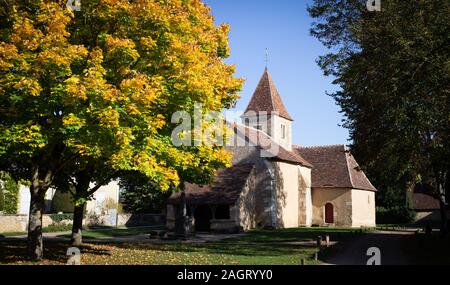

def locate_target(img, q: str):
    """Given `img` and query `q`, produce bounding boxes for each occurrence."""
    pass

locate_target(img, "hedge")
[376,206,417,224]
[51,190,75,213]
[48,213,74,223]
[0,172,19,214]
[0,186,4,211]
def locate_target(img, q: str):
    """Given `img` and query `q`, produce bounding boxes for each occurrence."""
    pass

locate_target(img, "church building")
[167,68,376,232]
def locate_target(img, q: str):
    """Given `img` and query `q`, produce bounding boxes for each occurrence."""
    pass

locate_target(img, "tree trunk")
[27,186,46,261]
[438,182,448,236]
[71,203,85,246]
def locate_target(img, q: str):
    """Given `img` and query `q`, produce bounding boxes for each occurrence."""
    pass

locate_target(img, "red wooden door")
[325,203,334,224]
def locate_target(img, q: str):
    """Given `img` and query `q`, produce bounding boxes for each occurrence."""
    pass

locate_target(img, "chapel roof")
[231,123,312,168]
[167,164,255,205]
[294,145,377,192]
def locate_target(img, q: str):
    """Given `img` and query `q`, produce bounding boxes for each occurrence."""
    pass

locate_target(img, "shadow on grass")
[0,240,111,264]
[221,227,357,243]
[0,227,361,265]
[0,240,317,264]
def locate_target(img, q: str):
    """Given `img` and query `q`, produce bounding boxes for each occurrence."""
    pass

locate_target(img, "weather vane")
[265,48,269,68]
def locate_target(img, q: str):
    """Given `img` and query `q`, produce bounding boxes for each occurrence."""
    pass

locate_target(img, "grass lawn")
[221,227,357,244]
[0,241,320,265]
[0,227,359,265]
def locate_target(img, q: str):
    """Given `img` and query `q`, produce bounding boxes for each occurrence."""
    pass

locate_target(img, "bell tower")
[241,68,293,151]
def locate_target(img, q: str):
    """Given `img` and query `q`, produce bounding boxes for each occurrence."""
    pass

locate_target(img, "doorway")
[325,203,334,224]
[194,205,212,232]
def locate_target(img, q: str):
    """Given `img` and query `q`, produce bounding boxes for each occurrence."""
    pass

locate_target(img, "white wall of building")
[16,181,120,216]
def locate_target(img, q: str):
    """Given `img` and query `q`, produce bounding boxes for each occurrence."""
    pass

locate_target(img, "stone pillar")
[166,205,176,231]
[174,192,193,239]
[230,205,239,227]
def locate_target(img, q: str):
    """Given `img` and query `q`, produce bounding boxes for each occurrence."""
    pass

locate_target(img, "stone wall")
[117,214,165,227]
[227,145,274,228]
[273,161,299,228]
[84,213,165,227]
[312,187,353,227]
[211,220,239,233]
[414,209,450,226]
[0,215,28,233]
[351,190,376,227]
[298,166,312,227]
[0,213,166,234]
[236,168,257,231]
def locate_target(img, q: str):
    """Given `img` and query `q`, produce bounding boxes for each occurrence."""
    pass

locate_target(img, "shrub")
[103,197,124,214]
[120,176,171,214]
[0,172,19,214]
[43,224,73,233]
[48,213,74,223]
[376,206,417,225]
[51,190,75,213]
[0,186,4,212]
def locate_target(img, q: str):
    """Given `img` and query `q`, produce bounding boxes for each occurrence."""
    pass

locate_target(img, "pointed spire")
[243,68,293,121]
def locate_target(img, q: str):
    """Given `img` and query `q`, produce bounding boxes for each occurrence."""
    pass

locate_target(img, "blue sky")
[204,0,349,147]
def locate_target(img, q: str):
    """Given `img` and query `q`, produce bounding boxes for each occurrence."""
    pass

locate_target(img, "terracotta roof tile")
[243,69,293,121]
[294,145,376,191]
[231,123,312,168]
[411,184,441,211]
[168,164,255,205]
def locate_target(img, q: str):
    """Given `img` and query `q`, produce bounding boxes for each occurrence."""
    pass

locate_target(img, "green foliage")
[0,172,19,214]
[376,206,417,225]
[308,0,450,207]
[0,0,242,259]
[120,174,171,214]
[48,213,74,224]
[0,185,4,211]
[51,191,75,214]
[0,0,242,192]
[42,223,73,233]
[376,186,410,210]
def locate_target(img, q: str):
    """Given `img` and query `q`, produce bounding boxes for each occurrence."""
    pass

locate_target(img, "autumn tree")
[52,160,118,246]
[0,0,242,260]
[308,0,450,230]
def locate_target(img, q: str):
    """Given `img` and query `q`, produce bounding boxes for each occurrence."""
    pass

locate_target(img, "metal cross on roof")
[265,48,269,68]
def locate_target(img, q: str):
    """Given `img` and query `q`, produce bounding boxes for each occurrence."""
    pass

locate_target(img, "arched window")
[325,203,334,224]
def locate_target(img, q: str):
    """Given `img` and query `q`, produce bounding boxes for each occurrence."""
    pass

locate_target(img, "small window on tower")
[281,124,286,139]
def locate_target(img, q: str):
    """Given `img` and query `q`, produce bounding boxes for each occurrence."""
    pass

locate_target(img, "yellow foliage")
[1,0,243,193]
[105,35,140,63]
[98,107,120,129]
[0,43,19,70]
[11,18,43,51]
[13,78,42,97]
[63,114,86,128]
[65,76,87,101]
